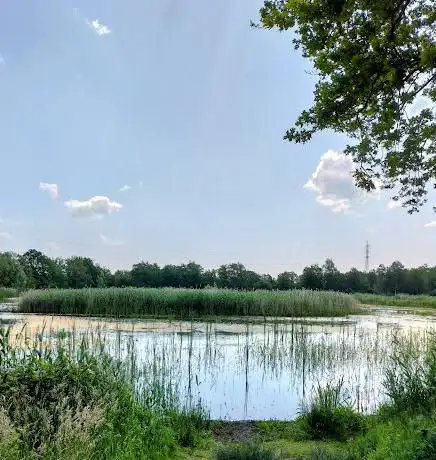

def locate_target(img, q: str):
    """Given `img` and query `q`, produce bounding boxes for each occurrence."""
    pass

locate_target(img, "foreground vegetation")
[3,323,436,459]
[0,327,210,459]
[18,287,359,318]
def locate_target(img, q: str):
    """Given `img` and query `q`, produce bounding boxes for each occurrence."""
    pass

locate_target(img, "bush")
[299,379,363,441]
[215,443,277,460]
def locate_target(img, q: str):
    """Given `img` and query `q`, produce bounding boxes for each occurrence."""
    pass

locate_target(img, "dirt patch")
[211,421,260,443]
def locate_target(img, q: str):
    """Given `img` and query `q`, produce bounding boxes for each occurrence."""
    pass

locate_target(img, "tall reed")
[19,287,359,318]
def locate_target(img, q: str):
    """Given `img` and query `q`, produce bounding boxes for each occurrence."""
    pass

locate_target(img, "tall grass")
[354,293,436,308]
[0,288,17,301]
[19,287,359,318]
[0,326,209,459]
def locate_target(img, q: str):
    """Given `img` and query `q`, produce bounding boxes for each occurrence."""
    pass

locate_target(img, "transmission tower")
[364,241,370,272]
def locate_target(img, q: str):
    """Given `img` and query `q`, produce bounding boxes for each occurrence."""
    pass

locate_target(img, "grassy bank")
[18,287,359,318]
[0,288,17,301]
[355,293,436,308]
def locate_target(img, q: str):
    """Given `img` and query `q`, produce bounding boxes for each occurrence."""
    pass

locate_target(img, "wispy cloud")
[139,181,143,190]
[100,234,125,247]
[424,221,436,228]
[65,196,122,219]
[86,18,111,36]
[0,54,5,65]
[119,185,132,192]
[0,231,12,240]
[39,182,59,199]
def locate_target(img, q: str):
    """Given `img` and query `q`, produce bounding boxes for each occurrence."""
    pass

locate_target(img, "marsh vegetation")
[18,287,359,319]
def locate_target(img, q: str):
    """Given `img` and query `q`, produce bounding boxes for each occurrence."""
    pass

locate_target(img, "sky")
[0,0,435,275]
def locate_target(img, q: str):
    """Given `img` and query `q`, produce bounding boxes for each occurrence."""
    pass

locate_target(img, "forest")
[0,249,434,295]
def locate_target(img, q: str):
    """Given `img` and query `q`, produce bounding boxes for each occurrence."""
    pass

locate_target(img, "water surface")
[0,307,434,420]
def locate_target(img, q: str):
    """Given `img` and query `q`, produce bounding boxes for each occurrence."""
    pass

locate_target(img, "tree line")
[0,249,435,295]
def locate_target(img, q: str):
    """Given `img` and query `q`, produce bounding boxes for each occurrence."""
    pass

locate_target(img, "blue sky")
[0,0,434,274]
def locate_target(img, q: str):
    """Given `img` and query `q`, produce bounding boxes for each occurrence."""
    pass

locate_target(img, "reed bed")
[354,293,436,308]
[18,287,359,318]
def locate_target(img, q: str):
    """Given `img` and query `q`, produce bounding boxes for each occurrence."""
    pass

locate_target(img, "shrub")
[215,443,277,460]
[299,379,363,441]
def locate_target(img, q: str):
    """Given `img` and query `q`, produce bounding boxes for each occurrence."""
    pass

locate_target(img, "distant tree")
[201,269,217,288]
[19,249,62,289]
[65,256,103,289]
[344,268,369,293]
[112,270,133,287]
[254,274,274,290]
[0,252,27,289]
[322,259,341,291]
[276,271,297,290]
[385,261,406,294]
[131,262,162,288]
[300,264,323,290]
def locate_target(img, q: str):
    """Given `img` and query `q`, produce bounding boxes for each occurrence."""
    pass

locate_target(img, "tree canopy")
[3,249,436,296]
[258,0,436,212]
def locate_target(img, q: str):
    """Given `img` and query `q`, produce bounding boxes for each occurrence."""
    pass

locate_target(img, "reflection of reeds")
[1,316,433,421]
[19,287,359,318]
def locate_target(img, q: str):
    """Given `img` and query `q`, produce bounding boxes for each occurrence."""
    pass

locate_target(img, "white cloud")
[139,181,143,190]
[65,196,123,218]
[305,150,367,213]
[424,221,436,228]
[0,55,5,65]
[86,18,111,36]
[100,234,125,246]
[119,185,132,192]
[0,231,12,240]
[39,182,59,199]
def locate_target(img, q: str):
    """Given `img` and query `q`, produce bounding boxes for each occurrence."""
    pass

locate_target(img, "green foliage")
[258,0,436,213]
[215,443,277,460]
[0,253,26,290]
[18,287,359,318]
[299,380,364,441]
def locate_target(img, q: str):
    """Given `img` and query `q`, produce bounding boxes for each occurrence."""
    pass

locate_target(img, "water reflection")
[0,309,435,420]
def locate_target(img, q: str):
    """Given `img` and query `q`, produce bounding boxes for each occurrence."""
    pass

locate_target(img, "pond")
[0,307,435,420]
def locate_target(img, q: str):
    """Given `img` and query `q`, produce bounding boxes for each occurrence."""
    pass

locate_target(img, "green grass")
[18,287,359,318]
[354,293,436,308]
[0,288,17,301]
[0,326,209,460]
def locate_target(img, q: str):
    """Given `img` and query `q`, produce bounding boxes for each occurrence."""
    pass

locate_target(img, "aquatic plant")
[19,287,359,318]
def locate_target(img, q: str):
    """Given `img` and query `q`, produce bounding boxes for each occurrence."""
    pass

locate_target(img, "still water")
[0,307,435,420]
